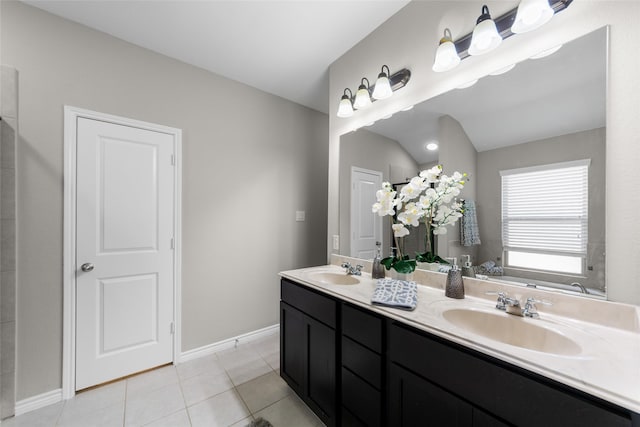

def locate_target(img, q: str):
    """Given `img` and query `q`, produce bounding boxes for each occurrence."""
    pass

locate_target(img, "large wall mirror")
[338,26,607,298]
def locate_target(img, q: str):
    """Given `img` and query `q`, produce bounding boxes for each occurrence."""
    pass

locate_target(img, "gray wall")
[1,65,18,418]
[1,1,328,400]
[328,1,640,305]
[339,129,417,257]
[437,115,478,263]
[477,127,606,290]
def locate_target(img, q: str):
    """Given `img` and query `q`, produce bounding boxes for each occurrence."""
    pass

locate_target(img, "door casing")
[62,106,182,399]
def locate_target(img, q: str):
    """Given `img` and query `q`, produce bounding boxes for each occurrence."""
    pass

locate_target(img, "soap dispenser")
[461,255,476,278]
[445,257,464,299]
[372,241,386,279]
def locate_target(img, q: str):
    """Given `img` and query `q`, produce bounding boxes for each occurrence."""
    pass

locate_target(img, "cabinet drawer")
[281,279,336,328]
[342,336,381,389]
[342,303,382,352]
[342,367,381,427]
[389,322,632,427]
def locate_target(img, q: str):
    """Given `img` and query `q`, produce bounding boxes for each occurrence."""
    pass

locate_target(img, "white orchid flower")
[392,223,410,238]
[419,165,442,182]
[398,202,423,227]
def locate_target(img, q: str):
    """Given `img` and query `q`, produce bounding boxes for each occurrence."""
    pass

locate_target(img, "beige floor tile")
[252,395,322,427]
[0,402,63,427]
[236,372,291,413]
[126,366,179,398]
[57,401,124,427]
[180,371,234,406]
[177,354,226,380]
[125,382,185,426]
[226,357,273,387]
[188,389,250,427]
[143,409,191,427]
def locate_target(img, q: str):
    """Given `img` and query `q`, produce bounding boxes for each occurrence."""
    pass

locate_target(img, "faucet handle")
[355,264,364,273]
[341,262,352,269]
[486,291,507,310]
[523,297,552,318]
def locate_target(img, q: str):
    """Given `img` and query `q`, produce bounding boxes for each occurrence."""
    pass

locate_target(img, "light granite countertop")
[280,255,640,414]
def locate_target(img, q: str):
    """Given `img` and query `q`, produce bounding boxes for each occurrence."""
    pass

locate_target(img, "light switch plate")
[295,211,305,221]
[332,235,340,250]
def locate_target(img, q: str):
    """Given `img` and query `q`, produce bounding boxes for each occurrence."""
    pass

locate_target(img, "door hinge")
[170,322,175,334]
[171,154,175,165]
[170,238,175,249]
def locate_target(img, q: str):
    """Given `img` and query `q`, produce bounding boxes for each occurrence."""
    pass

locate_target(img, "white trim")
[179,324,280,364]
[15,389,63,416]
[500,158,591,176]
[350,166,383,258]
[63,106,182,399]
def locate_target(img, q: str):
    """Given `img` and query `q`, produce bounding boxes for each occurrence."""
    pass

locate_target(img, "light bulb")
[336,89,354,118]
[432,29,460,72]
[512,0,554,34]
[354,79,372,109]
[468,5,502,56]
[372,66,393,100]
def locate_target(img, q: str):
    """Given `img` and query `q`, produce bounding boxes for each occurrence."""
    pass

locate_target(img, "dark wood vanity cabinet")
[388,321,634,427]
[281,278,638,427]
[341,303,385,427]
[280,279,337,426]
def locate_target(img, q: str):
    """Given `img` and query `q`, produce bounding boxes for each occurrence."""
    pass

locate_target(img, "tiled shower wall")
[1,65,18,419]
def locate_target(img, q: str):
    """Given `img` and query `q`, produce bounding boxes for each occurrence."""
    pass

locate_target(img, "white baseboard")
[13,325,279,417]
[179,324,280,363]
[15,389,63,416]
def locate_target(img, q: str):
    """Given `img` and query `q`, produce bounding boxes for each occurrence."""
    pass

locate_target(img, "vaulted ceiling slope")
[22,0,411,114]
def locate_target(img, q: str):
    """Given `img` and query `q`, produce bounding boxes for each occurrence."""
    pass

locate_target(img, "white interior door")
[351,167,383,259]
[75,117,175,390]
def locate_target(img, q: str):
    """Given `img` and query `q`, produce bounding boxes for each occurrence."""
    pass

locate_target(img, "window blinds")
[501,160,589,256]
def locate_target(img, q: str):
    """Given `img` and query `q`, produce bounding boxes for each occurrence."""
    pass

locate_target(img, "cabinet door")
[389,363,472,427]
[280,302,305,396]
[306,316,336,425]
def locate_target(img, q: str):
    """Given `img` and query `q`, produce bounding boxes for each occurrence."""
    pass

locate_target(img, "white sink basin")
[442,308,582,356]
[308,272,360,286]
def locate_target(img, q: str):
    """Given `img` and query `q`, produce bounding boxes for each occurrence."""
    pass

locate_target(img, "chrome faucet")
[488,291,552,318]
[341,262,363,276]
[570,282,589,294]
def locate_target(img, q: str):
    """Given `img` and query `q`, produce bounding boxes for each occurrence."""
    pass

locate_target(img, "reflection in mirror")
[338,27,607,298]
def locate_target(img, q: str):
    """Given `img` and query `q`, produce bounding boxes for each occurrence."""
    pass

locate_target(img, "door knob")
[81,263,94,272]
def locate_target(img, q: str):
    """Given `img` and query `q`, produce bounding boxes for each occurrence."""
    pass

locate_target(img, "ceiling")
[365,27,607,164]
[22,0,411,114]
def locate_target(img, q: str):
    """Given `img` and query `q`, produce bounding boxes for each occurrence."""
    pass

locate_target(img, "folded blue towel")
[371,278,417,311]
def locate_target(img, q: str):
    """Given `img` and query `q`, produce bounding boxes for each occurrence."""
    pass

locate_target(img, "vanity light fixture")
[354,78,373,109]
[335,68,411,118]
[530,44,563,59]
[337,88,354,118]
[511,0,554,34]
[432,28,460,72]
[401,105,414,112]
[372,65,393,100]
[432,0,572,70]
[468,5,502,56]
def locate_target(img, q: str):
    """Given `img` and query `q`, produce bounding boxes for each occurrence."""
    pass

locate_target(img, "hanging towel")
[460,200,481,247]
[371,278,417,311]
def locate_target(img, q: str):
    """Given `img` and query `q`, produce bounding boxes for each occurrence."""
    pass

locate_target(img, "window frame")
[500,159,590,275]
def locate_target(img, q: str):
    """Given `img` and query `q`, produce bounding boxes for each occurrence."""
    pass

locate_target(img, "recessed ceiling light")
[425,142,439,151]
[530,44,563,59]
[456,79,479,89]
[489,63,516,76]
